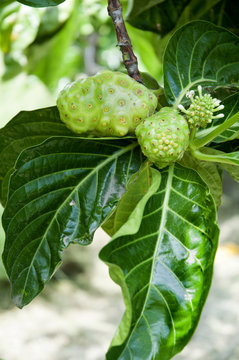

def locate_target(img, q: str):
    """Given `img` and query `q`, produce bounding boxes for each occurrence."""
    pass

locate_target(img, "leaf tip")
[13,294,26,309]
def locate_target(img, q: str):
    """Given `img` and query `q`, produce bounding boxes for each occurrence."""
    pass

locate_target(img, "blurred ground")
[0,173,238,360]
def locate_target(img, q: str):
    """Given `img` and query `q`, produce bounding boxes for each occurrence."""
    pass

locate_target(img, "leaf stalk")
[191,111,239,149]
[191,149,238,166]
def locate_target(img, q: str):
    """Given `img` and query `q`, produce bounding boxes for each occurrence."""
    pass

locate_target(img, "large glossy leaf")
[152,0,223,60]
[126,0,190,35]
[2,137,142,307]
[0,106,72,206]
[125,0,238,58]
[100,164,219,360]
[164,21,239,106]
[16,0,65,8]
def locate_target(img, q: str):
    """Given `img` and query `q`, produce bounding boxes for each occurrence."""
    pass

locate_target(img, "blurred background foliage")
[0,0,163,95]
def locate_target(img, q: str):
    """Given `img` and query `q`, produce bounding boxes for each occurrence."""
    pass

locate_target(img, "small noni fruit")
[56,70,157,137]
[135,107,190,169]
[178,85,224,128]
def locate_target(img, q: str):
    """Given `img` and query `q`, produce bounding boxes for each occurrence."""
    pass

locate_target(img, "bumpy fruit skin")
[56,70,157,137]
[135,107,190,169]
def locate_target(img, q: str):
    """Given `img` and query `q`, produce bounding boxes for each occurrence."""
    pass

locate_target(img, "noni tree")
[0,0,239,359]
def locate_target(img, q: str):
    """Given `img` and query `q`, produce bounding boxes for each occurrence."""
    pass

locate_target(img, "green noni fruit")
[135,107,190,169]
[56,70,158,137]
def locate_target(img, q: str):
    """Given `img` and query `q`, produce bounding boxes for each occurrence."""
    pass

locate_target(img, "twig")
[107,0,143,84]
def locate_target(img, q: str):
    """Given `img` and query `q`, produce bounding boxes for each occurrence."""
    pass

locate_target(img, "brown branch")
[108,0,143,84]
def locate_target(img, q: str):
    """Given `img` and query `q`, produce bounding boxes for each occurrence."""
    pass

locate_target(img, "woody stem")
[107,0,143,84]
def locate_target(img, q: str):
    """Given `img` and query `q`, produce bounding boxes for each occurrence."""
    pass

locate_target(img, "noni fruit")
[178,85,224,128]
[136,107,190,169]
[56,71,158,137]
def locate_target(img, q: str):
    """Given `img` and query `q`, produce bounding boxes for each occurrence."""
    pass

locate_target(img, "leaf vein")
[167,207,208,235]
[8,209,56,274]
[164,228,204,272]
[171,187,207,210]
[142,314,156,359]
[152,284,176,346]
[202,38,234,77]
[6,186,74,232]
[124,256,153,281]
[156,258,193,311]
[109,231,159,256]
[132,282,150,302]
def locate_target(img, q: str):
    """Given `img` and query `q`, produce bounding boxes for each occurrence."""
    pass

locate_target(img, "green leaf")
[197,94,239,144]
[16,0,65,8]
[0,106,72,206]
[213,139,239,153]
[207,85,239,101]
[163,20,239,106]
[125,0,232,46]
[103,163,160,237]
[2,137,142,307]
[140,72,160,90]
[126,0,165,19]
[179,151,222,207]
[198,147,239,166]
[220,163,239,183]
[126,0,190,35]
[214,95,239,129]
[100,164,219,360]
[221,1,239,37]
[154,0,223,61]
[197,147,239,182]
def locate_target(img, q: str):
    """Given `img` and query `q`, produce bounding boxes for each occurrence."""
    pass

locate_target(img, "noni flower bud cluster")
[178,85,224,128]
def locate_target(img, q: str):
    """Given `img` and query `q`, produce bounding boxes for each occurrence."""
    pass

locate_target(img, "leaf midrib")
[118,166,175,359]
[9,141,138,305]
